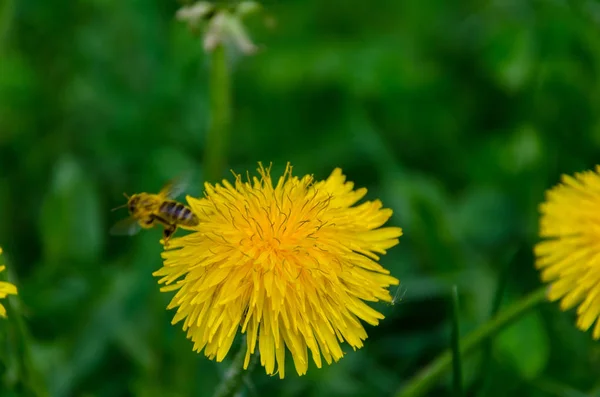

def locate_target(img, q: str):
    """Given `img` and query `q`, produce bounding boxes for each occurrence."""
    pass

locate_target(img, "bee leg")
[162,225,177,247]
[163,226,176,240]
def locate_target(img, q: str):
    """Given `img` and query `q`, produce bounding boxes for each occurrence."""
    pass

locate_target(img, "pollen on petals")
[535,165,600,339]
[153,163,402,377]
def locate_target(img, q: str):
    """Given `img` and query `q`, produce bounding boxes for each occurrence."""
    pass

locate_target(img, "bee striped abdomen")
[159,200,199,227]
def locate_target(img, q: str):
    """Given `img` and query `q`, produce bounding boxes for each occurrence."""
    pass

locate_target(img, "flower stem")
[212,339,257,397]
[395,286,548,397]
[4,296,48,397]
[205,43,231,182]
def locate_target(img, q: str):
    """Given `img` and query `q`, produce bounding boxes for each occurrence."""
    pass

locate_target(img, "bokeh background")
[2,0,600,396]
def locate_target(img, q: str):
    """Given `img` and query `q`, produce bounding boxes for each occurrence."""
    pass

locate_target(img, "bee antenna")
[111,203,129,212]
[123,192,130,199]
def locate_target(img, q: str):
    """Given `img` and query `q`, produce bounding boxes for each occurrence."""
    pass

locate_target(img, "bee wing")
[110,217,142,236]
[159,174,190,200]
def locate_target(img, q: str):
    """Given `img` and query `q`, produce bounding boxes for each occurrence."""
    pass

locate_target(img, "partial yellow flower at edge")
[154,163,402,378]
[0,248,18,318]
[535,165,600,339]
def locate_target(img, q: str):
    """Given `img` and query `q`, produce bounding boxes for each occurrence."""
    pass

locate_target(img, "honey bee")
[110,178,199,244]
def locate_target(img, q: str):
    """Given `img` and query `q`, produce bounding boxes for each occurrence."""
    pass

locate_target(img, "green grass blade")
[395,286,548,397]
[477,244,520,395]
[451,285,463,397]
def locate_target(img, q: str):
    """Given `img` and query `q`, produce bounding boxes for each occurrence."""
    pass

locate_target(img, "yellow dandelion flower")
[535,166,600,339]
[154,163,402,378]
[0,247,18,318]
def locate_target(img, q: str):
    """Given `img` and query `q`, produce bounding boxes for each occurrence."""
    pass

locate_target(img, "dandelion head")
[154,163,402,377]
[535,166,600,339]
[0,247,18,318]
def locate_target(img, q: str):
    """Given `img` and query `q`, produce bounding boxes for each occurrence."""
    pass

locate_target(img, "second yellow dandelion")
[535,166,600,338]
[0,247,18,318]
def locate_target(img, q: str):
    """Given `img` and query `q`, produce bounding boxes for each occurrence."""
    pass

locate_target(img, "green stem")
[212,338,257,397]
[395,286,548,397]
[4,294,48,397]
[450,285,463,397]
[205,44,231,182]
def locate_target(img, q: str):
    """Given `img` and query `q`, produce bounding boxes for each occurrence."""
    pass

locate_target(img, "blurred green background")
[2,0,600,396]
